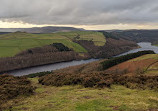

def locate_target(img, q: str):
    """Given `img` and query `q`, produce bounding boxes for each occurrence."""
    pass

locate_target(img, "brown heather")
[0,74,35,110]
[39,72,158,90]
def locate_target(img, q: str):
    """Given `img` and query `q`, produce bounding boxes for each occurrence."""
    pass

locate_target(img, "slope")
[0,31,106,57]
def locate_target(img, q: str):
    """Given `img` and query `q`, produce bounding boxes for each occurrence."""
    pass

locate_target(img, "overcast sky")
[0,0,158,29]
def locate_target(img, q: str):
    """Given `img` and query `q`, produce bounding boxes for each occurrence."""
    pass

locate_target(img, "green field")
[130,54,158,61]
[4,78,158,111]
[57,31,106,46]
[0,31,106,57]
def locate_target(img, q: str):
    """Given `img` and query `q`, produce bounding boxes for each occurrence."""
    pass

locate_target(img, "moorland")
[0,28,158,111]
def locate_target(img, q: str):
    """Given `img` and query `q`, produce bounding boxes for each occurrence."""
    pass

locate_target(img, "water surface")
[8,42,158,76]
[117,42,158,56]
[8,59,99,76]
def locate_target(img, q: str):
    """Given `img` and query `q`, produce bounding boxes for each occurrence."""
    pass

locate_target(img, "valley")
[1,51,158,111]
[7,42,158,76]
[0,31,138,74]
[1,1,158,111]
[0,29,158,111]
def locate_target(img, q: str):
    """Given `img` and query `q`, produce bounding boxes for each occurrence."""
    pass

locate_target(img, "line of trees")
[52,43,72,51]
[0,43,91,73]
[101,50,155,70]
[0,51,80,73]
[75,38,139,58]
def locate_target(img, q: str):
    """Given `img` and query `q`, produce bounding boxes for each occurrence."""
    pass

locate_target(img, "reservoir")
[8,59,99,76]
[117,42,158,56]
[8,42,158,76]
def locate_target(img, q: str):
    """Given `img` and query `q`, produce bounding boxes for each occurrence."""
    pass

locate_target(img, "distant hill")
[0,26,85,33]
[108,29,158,43]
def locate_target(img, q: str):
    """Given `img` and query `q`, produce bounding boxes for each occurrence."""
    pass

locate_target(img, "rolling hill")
[0,31,105,57]
[1,52,158,111]
[108,30,158,43]
[0,31,139,73]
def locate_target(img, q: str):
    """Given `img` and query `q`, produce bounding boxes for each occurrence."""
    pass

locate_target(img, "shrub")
[52,43,71,51]
[39,72,158,90]
[113,75,158,90]
[0,74,35,110]
[39,72,115,88]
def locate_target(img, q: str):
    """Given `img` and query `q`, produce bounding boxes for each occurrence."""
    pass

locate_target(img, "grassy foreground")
[4,78,158,111]
[0,31,106,57]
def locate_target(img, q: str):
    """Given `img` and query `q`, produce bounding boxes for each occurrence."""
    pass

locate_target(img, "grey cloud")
[0,0,158,25]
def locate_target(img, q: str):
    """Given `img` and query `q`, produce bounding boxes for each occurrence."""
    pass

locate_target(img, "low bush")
[101,50,155,70]
[39,72,158,90]
[0,74,35,109]
[114,75,158,90]
[39,73,114,88]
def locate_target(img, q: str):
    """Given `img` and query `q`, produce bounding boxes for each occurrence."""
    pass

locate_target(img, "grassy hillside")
[0,31,106,57]
[1,54,158,111]
[3,78,158,111]
[57,31,106,46]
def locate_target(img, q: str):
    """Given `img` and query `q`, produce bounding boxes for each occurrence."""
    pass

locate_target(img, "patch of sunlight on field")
[4,78,158,111]
[78,31,106,46]
[56,31,106,46]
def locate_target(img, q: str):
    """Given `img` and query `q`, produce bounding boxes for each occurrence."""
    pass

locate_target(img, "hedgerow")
[101,50,155,70]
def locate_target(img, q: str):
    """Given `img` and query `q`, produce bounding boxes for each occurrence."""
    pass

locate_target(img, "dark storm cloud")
[0,0,158,25]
